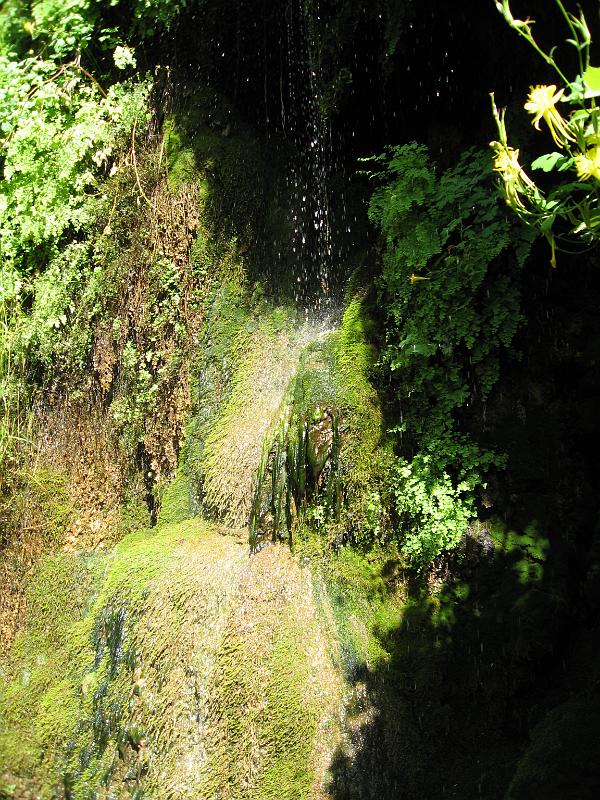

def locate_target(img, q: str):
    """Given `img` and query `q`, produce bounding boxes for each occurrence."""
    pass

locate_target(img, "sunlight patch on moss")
[1,524,340,799]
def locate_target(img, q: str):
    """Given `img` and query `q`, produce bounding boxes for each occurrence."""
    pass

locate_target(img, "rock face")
[308,410,335,485]
[0,521,341,800]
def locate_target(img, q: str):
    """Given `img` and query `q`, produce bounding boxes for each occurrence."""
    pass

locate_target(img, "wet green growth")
[1,522,338,799]
[118,486,152,536]
[250,291,389,550]
[157,468,193,525]
[1,466,76,646]
[301,536,405,678]
[164,87,267,246]
[200,314,300,527]
[1,522,221,797]
[251,402,342,549]
[0,551,103,797]
[194,545,338,800]
[182,270,307,528]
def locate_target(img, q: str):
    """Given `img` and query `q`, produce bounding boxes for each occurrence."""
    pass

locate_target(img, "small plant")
[391,455,475,566]
[363,142,531,565]
[491,0,600,264]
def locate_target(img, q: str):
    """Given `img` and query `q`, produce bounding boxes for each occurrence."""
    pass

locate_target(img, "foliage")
[0,0,159,490]
[364,142,533,565]
[0,0,191,59]
[0,299,28,489]
[491,0,600,264]
[392,454,475,565]
[131,0,192,37]
[0,58,150,269]
[0,0,228,510]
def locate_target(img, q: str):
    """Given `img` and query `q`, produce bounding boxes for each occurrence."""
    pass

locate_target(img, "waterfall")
[283,0,334,315]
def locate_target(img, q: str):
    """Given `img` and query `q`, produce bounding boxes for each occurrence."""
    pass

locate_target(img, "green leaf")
[583,65,600,92]
[539,214,556,235]
[557,157,574,173]
[531,152,566,172]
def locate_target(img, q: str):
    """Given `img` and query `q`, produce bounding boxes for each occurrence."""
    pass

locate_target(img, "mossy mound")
[0,522,341,800]
[200,316,318,528]
[251,290,388,549]
[179,275,326,529]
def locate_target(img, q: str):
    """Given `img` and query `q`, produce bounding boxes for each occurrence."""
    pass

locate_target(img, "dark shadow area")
[151,0,599,160]
[141,0,600,309]
[326,244,600,798]
[327,521,600,799]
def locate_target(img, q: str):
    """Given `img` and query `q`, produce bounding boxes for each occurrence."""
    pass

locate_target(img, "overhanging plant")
[490,0,600,265]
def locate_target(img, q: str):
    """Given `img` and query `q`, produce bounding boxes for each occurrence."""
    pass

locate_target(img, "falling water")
[283,0,334,316]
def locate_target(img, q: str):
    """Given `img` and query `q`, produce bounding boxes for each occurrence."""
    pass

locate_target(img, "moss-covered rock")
[250,290,389,549]
[0,522,341,799]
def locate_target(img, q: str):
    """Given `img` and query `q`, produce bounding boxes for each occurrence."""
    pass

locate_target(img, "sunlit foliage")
[491,0,600,265]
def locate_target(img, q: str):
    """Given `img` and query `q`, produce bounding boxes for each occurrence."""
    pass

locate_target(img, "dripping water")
[283,0,334,318]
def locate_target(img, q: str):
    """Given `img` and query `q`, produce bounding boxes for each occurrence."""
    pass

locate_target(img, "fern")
[365,142,535,565]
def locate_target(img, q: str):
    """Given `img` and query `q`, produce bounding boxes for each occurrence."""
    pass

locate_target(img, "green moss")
[164,117,199,190]
[326,292,386,510]
[1,523,337,799]
[183,278,304,528]
[0,522,215,796]
[118,487,151,535]
[251,290,390,549]
[319,544,404,674]
[194,547,333,800]
[183,278,253,490]
[201,318,303,526]
[157,468,192,525]
[260,619,319,798]
[0,552,102,791]
[164,89,267,245]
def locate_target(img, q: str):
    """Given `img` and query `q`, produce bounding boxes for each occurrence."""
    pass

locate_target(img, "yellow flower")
[491,142,536,212]
[409,274,430,284]
[574,145,600,181]
[493,145,523,183]
[524,85,574,147]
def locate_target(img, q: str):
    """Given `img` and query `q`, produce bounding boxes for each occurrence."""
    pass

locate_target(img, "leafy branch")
[491,0,600,265]
[25,56,108,101]
[364,142,532,565]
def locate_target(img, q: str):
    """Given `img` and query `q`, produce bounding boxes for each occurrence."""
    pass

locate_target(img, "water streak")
[283,0,334,316]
